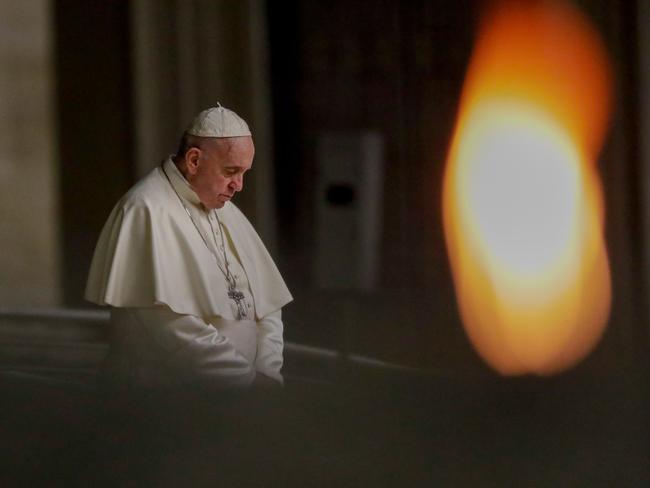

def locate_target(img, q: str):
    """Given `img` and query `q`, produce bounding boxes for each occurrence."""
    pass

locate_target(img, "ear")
[185,147,202,175]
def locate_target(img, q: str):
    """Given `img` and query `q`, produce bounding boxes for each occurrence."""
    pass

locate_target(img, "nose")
[229,174,243,192]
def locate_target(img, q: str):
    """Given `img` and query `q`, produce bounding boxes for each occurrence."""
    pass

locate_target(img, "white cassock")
[85,157,293,387]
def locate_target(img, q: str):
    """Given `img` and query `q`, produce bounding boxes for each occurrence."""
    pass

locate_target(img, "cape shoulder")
[84,168,229,317]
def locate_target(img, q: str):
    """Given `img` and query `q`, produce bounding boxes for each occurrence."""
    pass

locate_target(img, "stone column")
[0,0,61,306]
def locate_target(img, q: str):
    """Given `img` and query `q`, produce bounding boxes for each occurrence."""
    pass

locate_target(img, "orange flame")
[442,0,612,375]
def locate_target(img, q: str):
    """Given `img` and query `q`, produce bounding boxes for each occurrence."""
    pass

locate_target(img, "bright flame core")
[443,0,612,375]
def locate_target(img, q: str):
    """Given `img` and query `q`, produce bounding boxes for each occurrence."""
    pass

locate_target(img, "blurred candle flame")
[442,0,612,375]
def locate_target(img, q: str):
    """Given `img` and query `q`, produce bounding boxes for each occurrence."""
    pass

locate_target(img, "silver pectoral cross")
[227,285,247,320]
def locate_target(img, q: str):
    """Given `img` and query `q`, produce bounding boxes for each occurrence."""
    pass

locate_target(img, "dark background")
[53,0,646,377]
[2,1,646,485]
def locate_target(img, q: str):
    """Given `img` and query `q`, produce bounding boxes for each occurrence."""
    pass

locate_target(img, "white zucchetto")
[185,103,252,138]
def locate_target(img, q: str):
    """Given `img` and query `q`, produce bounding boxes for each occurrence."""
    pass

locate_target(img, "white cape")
[85,160,292,320]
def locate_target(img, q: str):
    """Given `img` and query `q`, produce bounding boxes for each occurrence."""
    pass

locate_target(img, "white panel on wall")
[313,131,384,291]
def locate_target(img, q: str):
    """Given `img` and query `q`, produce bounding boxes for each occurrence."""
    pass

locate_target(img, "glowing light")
[442,0,612,375]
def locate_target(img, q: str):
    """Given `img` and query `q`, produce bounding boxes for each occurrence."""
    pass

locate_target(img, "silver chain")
[207,211,236,285]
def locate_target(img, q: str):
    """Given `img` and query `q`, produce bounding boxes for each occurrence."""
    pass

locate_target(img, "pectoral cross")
[228,285,247,320]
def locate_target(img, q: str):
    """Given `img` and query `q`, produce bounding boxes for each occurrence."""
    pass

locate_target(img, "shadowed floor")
[1,365,647,487]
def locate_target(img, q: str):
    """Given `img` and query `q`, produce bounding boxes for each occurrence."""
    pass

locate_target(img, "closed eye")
[225,167,250,176]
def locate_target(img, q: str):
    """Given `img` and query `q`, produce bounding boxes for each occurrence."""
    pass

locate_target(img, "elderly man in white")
[85,105,292,388]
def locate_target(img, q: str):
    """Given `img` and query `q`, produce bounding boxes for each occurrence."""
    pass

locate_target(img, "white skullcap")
[185,103,251,138]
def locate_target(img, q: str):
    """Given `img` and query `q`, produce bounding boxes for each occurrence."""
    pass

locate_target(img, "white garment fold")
[105,306,285,387]
[255,310,284,383]
[106,306,261,388]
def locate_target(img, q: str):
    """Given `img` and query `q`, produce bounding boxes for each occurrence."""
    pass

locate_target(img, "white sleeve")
[131,306,256,387]
[255,309,285,384]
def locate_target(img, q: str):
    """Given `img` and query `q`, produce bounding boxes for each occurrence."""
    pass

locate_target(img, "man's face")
[186,136,254,210]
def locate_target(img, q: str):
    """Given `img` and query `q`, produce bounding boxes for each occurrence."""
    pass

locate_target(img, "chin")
[202,201,223,210]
